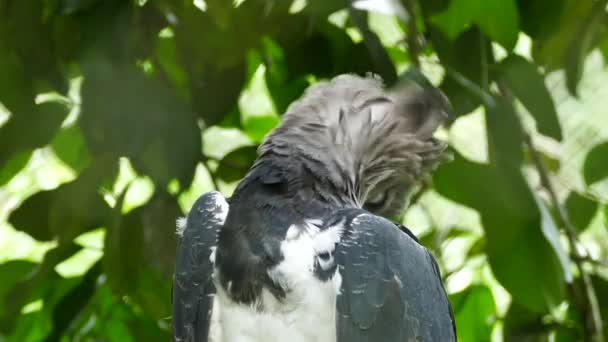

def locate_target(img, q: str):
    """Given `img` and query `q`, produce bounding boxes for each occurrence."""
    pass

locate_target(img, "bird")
[172,74,456,342]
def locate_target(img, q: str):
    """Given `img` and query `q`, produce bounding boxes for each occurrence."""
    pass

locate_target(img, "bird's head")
[255,74,451,218]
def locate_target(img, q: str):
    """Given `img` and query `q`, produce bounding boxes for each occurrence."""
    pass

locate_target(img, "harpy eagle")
[172,74,456,341]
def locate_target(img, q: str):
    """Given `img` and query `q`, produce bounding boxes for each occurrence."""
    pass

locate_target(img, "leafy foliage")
[1,0,607,341]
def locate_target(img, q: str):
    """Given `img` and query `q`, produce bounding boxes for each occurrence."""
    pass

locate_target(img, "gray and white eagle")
[172,74,456,342]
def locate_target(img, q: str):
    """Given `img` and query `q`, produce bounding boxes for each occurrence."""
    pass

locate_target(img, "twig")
[572,254,608,269]
[497,80,604,342]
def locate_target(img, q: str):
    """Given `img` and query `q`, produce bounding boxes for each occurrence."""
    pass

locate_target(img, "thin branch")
[526,132,603,342]
[497,80,604,342]
[572,254,608,269]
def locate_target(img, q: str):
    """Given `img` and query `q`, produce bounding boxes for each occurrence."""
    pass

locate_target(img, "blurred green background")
[1,0,608,341]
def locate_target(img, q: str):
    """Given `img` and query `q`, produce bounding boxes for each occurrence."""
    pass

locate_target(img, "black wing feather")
[172,192,227,342]
[335,211,456,341]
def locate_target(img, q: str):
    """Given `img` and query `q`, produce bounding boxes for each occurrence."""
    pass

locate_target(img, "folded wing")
[335,211,456,341]
[172,192,228,342]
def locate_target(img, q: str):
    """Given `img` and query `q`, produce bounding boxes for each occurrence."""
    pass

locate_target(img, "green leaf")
[583,141,608,185]
[591,275,608,333]
[0,101,69,167]
[0,0,67,94]
[0,150,31,187]
[431,28,487,116]
[0,243,81,335]
[172,6,248,127]
[79,57,200,187]
[450,285,496,342]
[243,116,279,143]
[600,36,608,64]
[0,260,37,317]
[532,0,594,71]
[51,125,92,174]
[503,301,546,341]
[154,29,189,100]
[46,261,102,340]
[565,0,608,96]
[8,190,55,241]
[430,0,519,50]
[215,145,258,183]
[565,192,598,232]
[498,55,562,140]
[515,0,566,41]
[6,311,53,342]
[485,98,523,165]
[605,204,608,229]
[104,190,144,294]
[9,158,115,242]
[434,152,567,313]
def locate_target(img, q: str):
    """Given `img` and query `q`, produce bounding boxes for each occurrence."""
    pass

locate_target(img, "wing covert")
[172,191,228,342]
[335,211,456,341]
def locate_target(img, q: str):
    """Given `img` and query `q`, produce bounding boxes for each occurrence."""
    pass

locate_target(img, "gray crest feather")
[255,74,450,216]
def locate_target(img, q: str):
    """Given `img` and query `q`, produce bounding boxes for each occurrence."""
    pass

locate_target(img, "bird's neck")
[236,151,363,210]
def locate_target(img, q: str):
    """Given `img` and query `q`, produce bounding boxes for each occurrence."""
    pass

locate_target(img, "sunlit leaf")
[352,0,408,20]
[243,116,279,143]
[450,285,496,342]
[431,0,519,50]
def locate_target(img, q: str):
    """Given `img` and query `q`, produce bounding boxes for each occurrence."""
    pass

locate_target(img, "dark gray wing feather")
[172,192,228,342]
[336,212,456,341]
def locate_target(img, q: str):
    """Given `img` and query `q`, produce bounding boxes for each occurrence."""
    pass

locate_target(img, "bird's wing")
[335,211,456,342]
[172,191,228,342]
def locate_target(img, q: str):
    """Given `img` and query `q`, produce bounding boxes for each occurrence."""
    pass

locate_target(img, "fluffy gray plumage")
[172,73,456,342]
[254,74,450,217]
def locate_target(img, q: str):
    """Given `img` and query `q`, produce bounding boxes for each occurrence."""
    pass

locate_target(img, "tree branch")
[498,81,604,342]
[525,132,604,342]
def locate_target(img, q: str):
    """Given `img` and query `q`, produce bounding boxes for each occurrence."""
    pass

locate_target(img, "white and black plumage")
[172,75,456,342]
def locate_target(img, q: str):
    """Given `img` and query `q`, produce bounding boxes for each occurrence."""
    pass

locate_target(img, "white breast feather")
[209,219,343,342]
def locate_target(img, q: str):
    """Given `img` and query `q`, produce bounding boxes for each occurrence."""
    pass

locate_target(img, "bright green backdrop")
[1,0,608,341]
